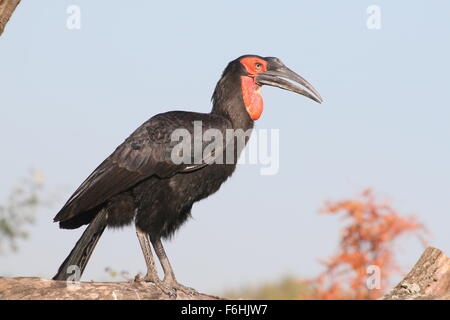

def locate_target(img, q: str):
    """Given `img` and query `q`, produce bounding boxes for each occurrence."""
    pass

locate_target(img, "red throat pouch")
[240,76,263,120]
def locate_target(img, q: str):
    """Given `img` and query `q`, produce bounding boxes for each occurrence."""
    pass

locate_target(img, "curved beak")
[256,62,323,104]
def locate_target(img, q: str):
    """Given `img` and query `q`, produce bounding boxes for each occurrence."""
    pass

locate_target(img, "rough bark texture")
[0,277,221,300]
[1,247,448,300]
[0,0,20,36]
[383,247,450,300]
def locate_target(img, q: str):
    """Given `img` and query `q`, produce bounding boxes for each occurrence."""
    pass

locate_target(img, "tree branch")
[0,0,21,36]
[1,247,448,300]
[0,277,221,300]
[383,247,450,300]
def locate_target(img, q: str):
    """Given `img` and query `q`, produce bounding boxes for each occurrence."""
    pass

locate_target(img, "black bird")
[53,55,322,295]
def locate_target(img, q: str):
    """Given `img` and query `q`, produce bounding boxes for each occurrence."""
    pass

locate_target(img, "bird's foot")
[163,279,197,296]
[134,273,177,297]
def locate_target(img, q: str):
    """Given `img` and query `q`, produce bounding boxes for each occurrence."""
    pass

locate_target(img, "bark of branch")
[1,247,448,300]
[0,277,222,300]
[383,247,450,300]
[0,0,20,36]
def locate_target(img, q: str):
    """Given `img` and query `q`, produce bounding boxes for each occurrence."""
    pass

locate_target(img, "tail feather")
[53,208,108,281]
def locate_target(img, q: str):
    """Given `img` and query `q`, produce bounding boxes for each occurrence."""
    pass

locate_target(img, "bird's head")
[214,55,323,121]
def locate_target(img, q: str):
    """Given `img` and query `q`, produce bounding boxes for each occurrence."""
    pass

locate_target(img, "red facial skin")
[239,57,268,120]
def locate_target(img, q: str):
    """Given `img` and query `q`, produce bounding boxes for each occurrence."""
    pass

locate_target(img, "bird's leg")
[135,227,175,297]
[151,237,197,296]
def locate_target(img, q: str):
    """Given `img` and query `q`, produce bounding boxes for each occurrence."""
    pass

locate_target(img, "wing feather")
[54,111,232,223]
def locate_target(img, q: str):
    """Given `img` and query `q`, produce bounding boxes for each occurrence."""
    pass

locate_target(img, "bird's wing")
[54,111,232,223]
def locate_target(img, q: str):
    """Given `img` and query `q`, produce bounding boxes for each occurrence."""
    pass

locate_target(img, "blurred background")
[1,1,449,298]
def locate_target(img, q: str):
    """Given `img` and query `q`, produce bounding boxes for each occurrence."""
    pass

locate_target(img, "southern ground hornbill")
[52,55,322,295]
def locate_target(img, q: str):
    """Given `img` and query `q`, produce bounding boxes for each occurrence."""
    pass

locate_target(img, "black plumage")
[52,55,322,294]
[54,111,239,236]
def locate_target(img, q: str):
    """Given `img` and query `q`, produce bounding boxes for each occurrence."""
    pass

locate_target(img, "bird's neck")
[210,73,254,132]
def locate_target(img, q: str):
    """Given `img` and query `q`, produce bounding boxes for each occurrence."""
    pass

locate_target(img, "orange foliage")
[301,188,427,300]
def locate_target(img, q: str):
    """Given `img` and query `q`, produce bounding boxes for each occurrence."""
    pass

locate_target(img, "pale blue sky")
[1,1,449,293]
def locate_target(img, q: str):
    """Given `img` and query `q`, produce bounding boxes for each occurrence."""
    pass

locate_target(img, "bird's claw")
[164,280,197,296]
[134,273,177,297]
[156,282,177,297]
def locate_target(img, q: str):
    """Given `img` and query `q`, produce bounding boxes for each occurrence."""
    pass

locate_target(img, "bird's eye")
[255,62,262,70]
